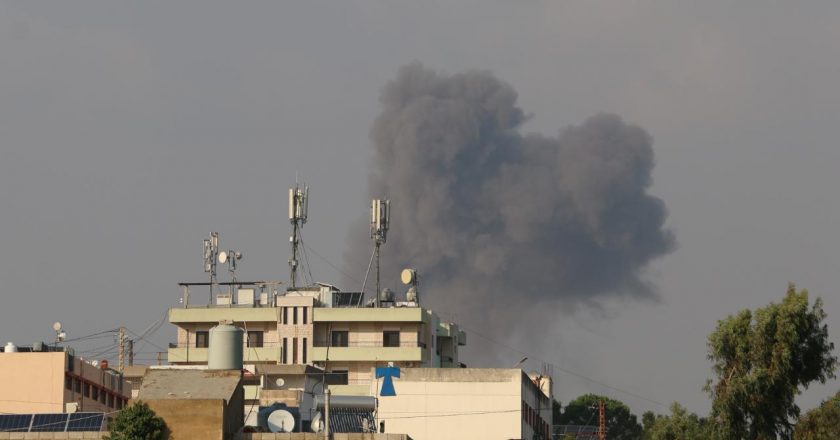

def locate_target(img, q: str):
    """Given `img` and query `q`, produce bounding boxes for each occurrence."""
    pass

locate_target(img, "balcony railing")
[313,340,426,348]
[168,342,282,349]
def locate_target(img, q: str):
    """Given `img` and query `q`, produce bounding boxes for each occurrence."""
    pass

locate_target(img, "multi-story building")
[0,344,130,414]
[167,281,466,400]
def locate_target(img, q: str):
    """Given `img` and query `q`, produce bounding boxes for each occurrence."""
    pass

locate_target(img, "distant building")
[167,282,466,410]
[0,345,129,414]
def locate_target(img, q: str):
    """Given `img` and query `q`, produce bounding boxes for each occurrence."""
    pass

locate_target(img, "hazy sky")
[1,1,839,416]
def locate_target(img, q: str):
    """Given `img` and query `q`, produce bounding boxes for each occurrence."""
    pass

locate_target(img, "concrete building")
[167,282,466,399]
[373,368,552,440]
[0,346,130,414]
[137,369,244,440]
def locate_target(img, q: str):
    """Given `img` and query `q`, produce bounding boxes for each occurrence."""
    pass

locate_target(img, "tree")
[705,284,837,440]
[794,390,840,440]
[104,401,166,440]
[557,394,643,440]
[642,403,713,440]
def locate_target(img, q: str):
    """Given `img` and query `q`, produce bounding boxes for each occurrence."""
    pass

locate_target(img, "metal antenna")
[370,199,390,307]
[289,183,309,288]
[204,232,219,302]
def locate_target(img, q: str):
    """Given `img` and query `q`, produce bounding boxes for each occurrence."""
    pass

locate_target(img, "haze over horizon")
[1,1,839,417]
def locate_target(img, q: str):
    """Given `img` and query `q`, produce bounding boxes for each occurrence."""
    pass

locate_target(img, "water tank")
[208,323,244,370]
[3,342,17,353]
[379,288,394,303]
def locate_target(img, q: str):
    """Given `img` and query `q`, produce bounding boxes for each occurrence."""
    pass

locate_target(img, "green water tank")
[208,323,244,370]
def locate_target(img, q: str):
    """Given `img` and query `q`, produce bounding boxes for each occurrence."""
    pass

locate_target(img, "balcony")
[167,343,281,364]
[310,341,425,362]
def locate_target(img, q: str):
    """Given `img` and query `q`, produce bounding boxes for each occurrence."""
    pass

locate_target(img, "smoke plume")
[347,63,674,337]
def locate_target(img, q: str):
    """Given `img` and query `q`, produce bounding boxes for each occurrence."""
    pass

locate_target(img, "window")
[282,338,288,364]
[302,338,307,364]
[107,394,114,408]
[383,331,400,347]
[100,390,106,404]
[282,307,288,325]
[293,337,298,364]
[84,383,90,398]
[92,387,99,401]
[328,369,349,385]
[293,307,298,325]
[247,331,264,348]
[302,308,308,324]
[74,379,81,394]
[195,331,209,348]
[65,376,72,390]
[330,331,349,347]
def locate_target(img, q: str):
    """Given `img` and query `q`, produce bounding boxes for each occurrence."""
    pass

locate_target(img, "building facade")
[0,348,130,414]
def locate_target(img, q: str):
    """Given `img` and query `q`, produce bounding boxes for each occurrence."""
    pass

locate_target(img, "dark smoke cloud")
[346,63,674,331]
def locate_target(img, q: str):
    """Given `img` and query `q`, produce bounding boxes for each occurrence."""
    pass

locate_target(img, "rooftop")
[137,369,241,401]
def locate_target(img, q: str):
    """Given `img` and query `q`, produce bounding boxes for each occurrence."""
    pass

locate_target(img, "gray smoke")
[346,63,674,334]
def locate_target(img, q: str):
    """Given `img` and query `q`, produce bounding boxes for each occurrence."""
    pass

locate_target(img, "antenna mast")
[370,199,390,307]
[599,399,606,440]
[203,232,219,302]
[289,183,309,289]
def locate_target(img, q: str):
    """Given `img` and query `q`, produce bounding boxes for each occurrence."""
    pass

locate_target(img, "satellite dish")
[91,360,99,368]
[310,412,323,433]
[275,378,285,387]
[218,251,228,264]
[406,286,417,302]
[267,409,296,433]
[400,269,416,285]
[52,322,62,331]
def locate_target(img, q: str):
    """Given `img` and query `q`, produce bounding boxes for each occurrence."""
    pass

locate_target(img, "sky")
[1,1,839,417]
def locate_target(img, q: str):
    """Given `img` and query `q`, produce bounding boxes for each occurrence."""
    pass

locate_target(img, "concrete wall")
[375,369,540,440]
[144,399,226,440]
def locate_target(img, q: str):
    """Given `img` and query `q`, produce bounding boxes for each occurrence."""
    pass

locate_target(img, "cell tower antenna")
[370,199,390,307]
[289,183,309,288]
[599,399,606,440]
[204,232,220,301]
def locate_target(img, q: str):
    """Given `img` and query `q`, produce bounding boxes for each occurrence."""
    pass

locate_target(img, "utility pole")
[599,399,606,440]
[324,388,331,440]
[127,340,134,367]
[117,326,126,372]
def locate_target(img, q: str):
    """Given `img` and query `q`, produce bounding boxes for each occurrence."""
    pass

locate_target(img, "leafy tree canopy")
[557,394,642,440]
[104,401,166,440]
[705,284,837,440]
[794,390,840,440]
[642,403,713,440]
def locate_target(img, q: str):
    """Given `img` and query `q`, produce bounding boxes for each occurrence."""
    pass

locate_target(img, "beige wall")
[374,369,550,440]
[144,399,226,440]
[0,352,129,414]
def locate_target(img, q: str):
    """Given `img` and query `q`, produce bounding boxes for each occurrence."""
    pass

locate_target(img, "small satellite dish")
[218,251,228,264]
[91,360,99,368]
[52,322,62,332]
[267,409,296,433]
[400,269,416,285]
[310,412,323,433]
[275,378,285,387]
[406,286,417,302]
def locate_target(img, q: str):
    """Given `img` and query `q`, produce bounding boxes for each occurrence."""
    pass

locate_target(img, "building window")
[302,308,308,324]
[100,390,106,404]
[328,370,349,385]
[247,331,264,348]
[92,387,99,401]
[195,331,209,348]
[65,376,72,390]
[293,307,298,325]
[74,379,81,394]
[282,338,288,364]
[107,394,114,408]
[330,331,349,347]
[84,383,90,398]
[293,337,298,364]
[282,307,288,324]
[383,331,400,347]
[302,338,307,364]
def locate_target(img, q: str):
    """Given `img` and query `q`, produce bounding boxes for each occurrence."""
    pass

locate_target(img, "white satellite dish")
[91,360,99,368]
[400,269,416,285]
[218,251,228,264]
[52,322,62,332]
[267,409,296,433]
[310,412,323,433]
[275,378,285,387]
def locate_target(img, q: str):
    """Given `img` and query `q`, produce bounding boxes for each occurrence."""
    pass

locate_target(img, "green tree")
[794,390,840,440]
[557,394,642,440]
[642,403,713,440]
[705,284,837,440]
[104,401,166,440]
